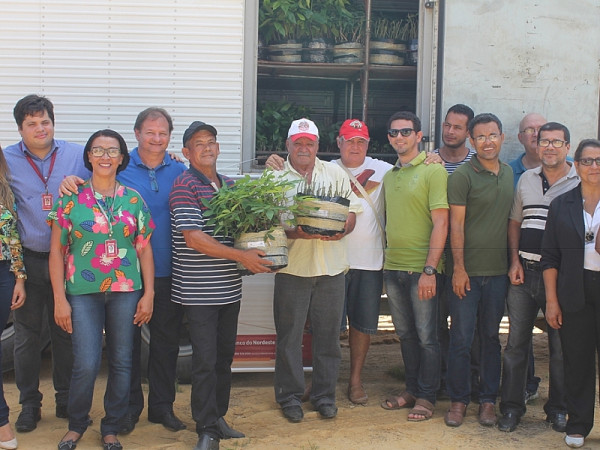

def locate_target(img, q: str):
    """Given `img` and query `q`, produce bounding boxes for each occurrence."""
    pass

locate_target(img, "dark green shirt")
[447,155,513,276]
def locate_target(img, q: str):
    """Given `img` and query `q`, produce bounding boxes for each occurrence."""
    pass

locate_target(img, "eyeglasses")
[90,146,121,158]
[473,134,501,144]
[520,127,540,135]
[388,128,414,138]
[577,157,600,166]
[538,139,567,148]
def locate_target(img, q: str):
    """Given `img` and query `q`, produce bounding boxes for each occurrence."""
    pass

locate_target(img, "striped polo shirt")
[169,166,241,305]
[510,163,579,261]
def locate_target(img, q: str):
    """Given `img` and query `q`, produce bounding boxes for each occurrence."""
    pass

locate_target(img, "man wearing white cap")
[272,118,362,423]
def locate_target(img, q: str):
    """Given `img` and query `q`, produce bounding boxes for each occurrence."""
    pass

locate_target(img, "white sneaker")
[565,435,584,448]
[0,437,17,450]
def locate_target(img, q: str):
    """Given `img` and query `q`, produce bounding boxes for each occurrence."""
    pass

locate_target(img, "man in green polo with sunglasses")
[380,111,448,421]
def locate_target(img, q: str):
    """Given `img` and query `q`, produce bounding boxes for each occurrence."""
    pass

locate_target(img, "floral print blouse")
[0,204,25,276]
[47,181,154,295]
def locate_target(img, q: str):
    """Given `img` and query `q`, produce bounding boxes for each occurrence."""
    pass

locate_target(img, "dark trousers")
[129,277,183,417]
[273,273,345,409]
[185,301,240,439]
[559,270,600,437]
[14,249,72,408]
[500,267,566,416]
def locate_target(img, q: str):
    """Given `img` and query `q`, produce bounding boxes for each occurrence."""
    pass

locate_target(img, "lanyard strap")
[90,180,118,237]
[24,147,58,194]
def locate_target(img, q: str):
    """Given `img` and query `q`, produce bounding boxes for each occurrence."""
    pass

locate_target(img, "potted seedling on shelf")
[258,0,309,62]
[332,9,366,64]
[201,171,306,275]
[370,16,407,65]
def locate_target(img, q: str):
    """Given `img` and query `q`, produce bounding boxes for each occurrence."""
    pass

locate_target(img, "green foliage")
[256,100,313,152]
[259,0,312,44]
[201,171,303,239]
[259,0,354,44]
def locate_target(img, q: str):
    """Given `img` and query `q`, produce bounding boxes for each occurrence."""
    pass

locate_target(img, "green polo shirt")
[446,154,514,276]
[383,151,448,272]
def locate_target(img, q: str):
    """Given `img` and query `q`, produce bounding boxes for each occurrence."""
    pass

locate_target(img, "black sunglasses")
[388,128,414,138]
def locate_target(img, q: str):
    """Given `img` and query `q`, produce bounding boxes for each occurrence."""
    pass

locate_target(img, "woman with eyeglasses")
[48,129,155,450]
[542,138,600,448]
[0,146,26,450]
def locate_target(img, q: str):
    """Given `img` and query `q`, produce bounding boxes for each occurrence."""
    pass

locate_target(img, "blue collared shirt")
[117,147,187,277]
[4,139,89,252]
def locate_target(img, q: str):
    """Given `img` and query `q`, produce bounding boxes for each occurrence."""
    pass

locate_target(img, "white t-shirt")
[333,157,392,270]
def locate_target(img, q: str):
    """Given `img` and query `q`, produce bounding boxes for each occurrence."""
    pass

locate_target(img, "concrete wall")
[441,0,600,161]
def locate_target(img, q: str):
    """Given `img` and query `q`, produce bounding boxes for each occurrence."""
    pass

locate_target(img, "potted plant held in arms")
[201,171,303,275]
[295,179,353,235]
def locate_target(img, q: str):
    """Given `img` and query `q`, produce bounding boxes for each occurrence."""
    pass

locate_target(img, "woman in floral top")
[48,130,154,450]
[0,146,26,450]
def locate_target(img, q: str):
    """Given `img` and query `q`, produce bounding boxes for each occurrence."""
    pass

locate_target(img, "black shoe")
[148,411,186,431]
[317,403,338,419]
[119,413,139,434]
[282,405,303,423]
[546,412,567,433]
[194,434,220,450]
[217,417,245,439]
[497,412,520,432]
[101,437,123,450]
[58,432,82,450]
[16,407,41,432]
[56,404,68,419]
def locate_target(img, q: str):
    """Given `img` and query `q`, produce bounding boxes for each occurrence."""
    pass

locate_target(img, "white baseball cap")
[288,118,319,142]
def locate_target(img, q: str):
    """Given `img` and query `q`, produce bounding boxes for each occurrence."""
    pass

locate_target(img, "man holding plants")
[169,121,272,450]
[271,118,362,423]
[266,118,443,406]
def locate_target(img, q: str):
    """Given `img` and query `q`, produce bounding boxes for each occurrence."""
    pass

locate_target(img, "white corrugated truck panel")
[0,0,246,173]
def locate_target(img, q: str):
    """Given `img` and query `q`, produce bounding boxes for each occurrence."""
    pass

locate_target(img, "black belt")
[23,247,50,258]
[520,257,541,271]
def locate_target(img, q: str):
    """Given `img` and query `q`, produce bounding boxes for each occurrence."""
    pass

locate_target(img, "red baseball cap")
[339,119,370,140]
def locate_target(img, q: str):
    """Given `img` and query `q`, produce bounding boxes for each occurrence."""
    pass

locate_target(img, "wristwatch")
[423,265,437,276]
[16,273,27,280]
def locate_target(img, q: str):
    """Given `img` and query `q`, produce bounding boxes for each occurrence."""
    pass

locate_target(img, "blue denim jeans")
[384,270,440,404]
[0,262,14,426]
[14,249,73,408]
[500,267,566,416]
[67,290,140,436]
[274,272,345,409]
[447,275,508,405]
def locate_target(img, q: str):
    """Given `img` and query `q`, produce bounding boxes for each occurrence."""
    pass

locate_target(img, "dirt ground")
[5,318,600,449]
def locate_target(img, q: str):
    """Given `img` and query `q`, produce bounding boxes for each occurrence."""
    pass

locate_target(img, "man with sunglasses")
[380,111,448,421]
[497,122,575,433]
[444,113,513,428]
